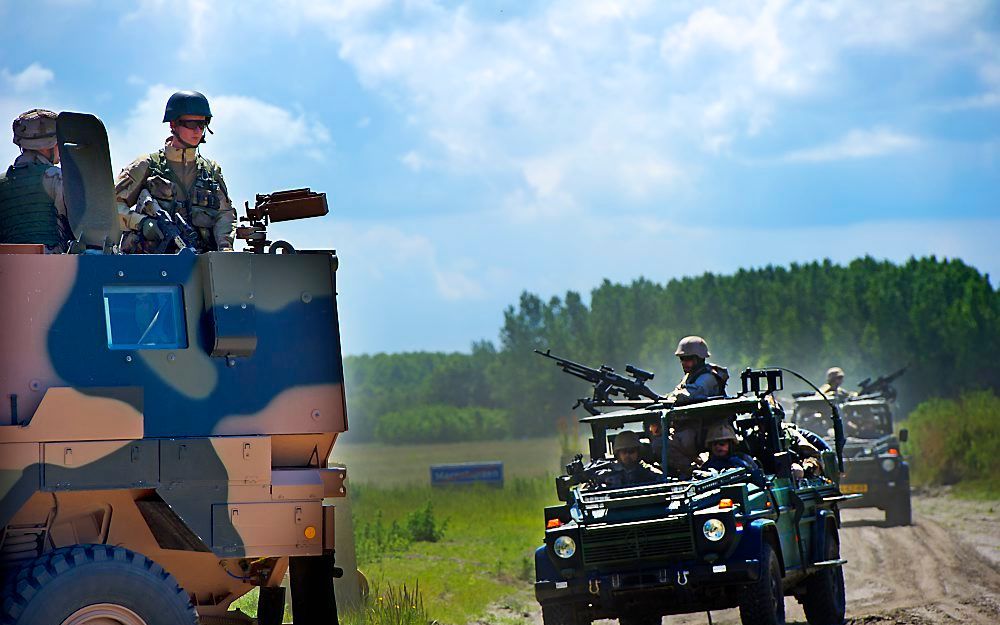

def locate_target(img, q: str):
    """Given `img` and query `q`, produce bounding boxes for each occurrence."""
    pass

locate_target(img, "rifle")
[120,208,201,254]
[535,349,662,413]
[856,366,907,400]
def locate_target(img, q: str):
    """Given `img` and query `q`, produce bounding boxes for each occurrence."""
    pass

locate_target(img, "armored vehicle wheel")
[885,493,912,526]
[801,529,846,625]
[541,602,589,625]
[739,542,785,625]
[0,544,197,625]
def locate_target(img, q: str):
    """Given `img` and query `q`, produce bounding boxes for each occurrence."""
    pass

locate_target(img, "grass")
[329,435,579,486]
[352,477,558,624]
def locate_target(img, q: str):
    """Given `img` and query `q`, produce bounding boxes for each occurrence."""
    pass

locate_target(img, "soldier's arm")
[114,158,152,231]
[212,168,236,251]
[41,166,67,217]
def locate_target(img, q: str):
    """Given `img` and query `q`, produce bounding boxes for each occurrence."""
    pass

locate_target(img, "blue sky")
[2,0,998,354]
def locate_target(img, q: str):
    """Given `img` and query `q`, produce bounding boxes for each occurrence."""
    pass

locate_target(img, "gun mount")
[534,349,663,415]
[856,366,907,401]
[236,188,329,254]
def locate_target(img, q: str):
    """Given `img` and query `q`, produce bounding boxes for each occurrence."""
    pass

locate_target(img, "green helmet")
[163,91,212,123]
[12,108,58,150]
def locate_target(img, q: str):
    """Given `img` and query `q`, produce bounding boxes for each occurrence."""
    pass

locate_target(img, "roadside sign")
[430,461,504,487]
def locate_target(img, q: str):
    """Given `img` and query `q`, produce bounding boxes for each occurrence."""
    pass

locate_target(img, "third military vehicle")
[533,354,855,625]
[792,368,911,526]
[0,113,357,625]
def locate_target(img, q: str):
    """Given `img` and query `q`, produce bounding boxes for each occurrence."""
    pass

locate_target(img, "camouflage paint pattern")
[0,245,351,616]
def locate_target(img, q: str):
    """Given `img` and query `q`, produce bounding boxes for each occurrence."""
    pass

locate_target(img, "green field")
[330,435,575,486]
[332,437,571,624]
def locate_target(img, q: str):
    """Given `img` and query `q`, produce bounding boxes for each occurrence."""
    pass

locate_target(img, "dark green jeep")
[792,370,911,526]
[534,366,854,625]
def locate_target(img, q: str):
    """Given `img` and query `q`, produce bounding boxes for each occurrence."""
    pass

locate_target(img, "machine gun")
[535,349,661,414]
[236,188,329,254]
[856,366,907,401]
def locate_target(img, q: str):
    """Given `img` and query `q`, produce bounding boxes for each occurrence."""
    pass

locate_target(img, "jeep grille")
[581,516,694,565]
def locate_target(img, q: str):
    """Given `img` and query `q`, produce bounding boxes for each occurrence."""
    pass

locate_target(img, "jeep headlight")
[702,519,726,542]
[881,458,896,472]
[553,535,577,559]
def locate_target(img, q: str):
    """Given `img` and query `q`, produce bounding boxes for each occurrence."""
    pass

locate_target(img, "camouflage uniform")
[0,109,70,250]
[115,139,236,252]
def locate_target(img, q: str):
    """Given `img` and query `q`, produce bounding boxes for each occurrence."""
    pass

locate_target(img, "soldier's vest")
[0,163,61,247]
[146,150,224,250]
[684,362,729,396]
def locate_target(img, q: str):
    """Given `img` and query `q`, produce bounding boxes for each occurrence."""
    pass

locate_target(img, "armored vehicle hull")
[1,113,357,625]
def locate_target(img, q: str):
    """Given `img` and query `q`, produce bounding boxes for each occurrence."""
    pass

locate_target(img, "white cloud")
[782,128,921,163]
[401,150,426,171]
[1,63,55,93]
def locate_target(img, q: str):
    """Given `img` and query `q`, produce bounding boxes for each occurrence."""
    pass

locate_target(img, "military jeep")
[792,369,911,526]
[0,113,357,625]
[534,362,854,625]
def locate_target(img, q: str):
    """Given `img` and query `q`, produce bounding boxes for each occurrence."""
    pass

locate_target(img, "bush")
[374,404,511,444]
[355,510,412,564]
[904,389,1000,486]
[404,502,447,542]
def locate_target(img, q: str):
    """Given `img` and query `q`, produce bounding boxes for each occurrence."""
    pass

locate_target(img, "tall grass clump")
[904,389,1000,490]
[341,582,434,625]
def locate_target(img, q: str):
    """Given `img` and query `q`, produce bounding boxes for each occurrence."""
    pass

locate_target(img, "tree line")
[344,256,999,443]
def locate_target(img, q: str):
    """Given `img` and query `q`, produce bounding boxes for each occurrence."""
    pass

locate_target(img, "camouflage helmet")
[705,421,738,445]
[674,335,710,359]
[163,90,213,122]
[614,429,641,451]
[826,367,845,383]
[12,108,57,150]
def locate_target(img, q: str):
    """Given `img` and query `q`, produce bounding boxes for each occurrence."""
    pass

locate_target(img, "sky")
[1,0,998,355]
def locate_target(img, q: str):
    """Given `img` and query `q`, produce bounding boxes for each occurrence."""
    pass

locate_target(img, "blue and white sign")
[430,462,504,487]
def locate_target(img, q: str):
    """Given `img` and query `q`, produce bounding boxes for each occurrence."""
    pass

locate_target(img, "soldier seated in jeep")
[604,430,661,488]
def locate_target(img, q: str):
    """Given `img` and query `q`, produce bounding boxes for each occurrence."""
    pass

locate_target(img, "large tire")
[542,602,588,625]
[885,492,912,527]
[802,528,846,625]
[0,544,197,625]
[739,542,785,625]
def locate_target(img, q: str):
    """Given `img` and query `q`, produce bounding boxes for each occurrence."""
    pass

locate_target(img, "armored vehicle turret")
[0,113,356,625]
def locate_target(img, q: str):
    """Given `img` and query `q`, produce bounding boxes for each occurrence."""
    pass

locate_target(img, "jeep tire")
[739,542,785,625]
[801,528,846,625]
[885,492,912,526]
[541,602,589,625]
[0,544,197,625]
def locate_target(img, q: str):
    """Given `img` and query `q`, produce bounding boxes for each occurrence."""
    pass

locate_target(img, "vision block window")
[103,285,187,350]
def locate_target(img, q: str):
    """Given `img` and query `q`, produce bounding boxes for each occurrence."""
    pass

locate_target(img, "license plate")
[840,483,868,494]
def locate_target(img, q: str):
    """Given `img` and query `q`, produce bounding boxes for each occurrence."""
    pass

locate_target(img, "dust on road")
[512,494,1000,625]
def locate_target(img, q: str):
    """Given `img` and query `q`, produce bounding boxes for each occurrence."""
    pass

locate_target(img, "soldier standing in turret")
[115,90,236,252]
[0,109,72,251]
[818,367,851,399]
[664,336,730,477]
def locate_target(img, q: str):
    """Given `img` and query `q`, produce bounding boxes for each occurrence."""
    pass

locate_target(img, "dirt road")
[513,493,1000,625]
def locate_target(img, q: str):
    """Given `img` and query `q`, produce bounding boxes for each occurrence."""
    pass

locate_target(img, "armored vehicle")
[533,355,854,625]
[792,368,911,526]
[0,113,357,625]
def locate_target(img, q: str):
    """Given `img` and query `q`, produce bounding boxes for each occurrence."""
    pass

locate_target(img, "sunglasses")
[176,120,209,130]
